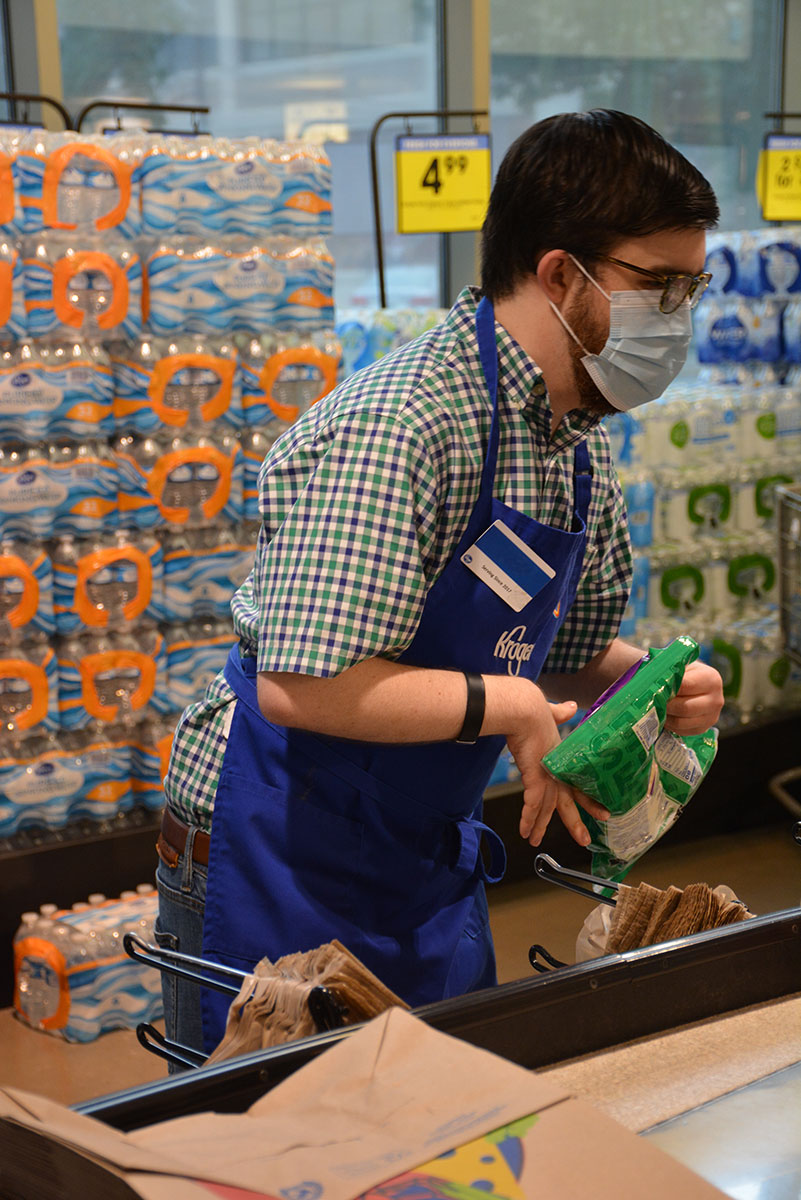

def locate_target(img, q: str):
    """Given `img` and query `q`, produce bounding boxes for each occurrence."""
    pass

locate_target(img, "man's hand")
[665,660,724,736]
[505,696,609,848]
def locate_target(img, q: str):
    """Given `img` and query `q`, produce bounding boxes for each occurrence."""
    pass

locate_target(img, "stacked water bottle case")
[0,129,339,845]
[611,225,801,729]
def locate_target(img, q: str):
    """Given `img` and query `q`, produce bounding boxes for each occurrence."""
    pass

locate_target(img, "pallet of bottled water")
[13,886,162,1042]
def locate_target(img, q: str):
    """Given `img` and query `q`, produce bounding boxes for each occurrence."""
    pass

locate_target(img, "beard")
[563,285,617,418]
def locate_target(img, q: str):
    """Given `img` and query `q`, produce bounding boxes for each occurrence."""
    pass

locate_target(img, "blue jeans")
[155,833,207,1071]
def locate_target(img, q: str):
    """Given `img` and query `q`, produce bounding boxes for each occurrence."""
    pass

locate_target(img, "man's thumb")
[551,699,578,726]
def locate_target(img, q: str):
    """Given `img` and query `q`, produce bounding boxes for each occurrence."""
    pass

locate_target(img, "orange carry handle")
[259,346,338,423]
[147,446,234,524]
[0,659,49,729]
[147,354,237,427]
[0,252,16,328]
[14,937,70,1029]
[77,650,156,722]
[74,546,153,627]
[0,555,39,628]
[42,143,133,232]
[52,251,129,331]
[0,152,15,227]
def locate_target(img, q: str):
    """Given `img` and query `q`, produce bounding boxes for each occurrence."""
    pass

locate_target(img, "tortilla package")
[543,636,718,882]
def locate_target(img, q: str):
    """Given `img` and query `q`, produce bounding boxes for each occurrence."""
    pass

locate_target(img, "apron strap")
[223,646,502,882]
[573,439,593,527]
[475,295,501,505]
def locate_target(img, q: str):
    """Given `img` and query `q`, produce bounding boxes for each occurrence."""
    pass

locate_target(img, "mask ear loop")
[548,253,612,356]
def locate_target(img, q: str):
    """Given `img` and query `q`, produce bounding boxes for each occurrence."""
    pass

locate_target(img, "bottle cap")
[88,893,107,906]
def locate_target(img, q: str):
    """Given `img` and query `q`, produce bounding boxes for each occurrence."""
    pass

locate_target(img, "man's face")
[564,227,708,417]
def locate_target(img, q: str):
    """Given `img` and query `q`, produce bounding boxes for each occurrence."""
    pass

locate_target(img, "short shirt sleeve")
[539,467,633,675]
[251,402,449,677]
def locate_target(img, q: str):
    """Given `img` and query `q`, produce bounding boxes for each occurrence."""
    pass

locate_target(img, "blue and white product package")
[140,136,332,238]
[683,387,740,463]
[115,429,243,531]
[605,408,645,471]
[0,440,117,539]
[0,641,60,743]
[131,714,175,811]
[157,526,253,623]
[617,553,650,638]
[0,241,27,342]
[754,227,801,298]
[13,890,162,1041]
[14,129,143,238]
[24,235,143,342]
[335,313,371,377]
[659,465,735,542]
[747,299,784,362]
[144,237,334,335]
[0,538,55,639]
[0,131,23,237]
[165,618,233,712]
[0,729,135,835]
[52,530,163,636]
[0,340,113,441]
[111,335,242,434]
[694,298,753,363]
[56,628,170,731]
[621,474,657,549]
[237,328,340,429]
[783,301,801,363]
[703,230,739,295]
[241,428,271,521]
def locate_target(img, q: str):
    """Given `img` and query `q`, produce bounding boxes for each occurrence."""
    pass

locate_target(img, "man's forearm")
[257,657,549,744]
[539,638,644,709]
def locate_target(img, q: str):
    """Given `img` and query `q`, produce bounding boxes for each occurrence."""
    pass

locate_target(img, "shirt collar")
[448,287,601,440]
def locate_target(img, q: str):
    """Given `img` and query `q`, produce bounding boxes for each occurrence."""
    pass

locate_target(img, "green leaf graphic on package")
[542,637,718,882]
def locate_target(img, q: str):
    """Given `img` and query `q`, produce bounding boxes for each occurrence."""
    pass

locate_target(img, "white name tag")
[461,520,556,612]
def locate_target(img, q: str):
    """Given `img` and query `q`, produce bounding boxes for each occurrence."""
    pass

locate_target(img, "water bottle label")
[3,757,85,806]
[140,143,331,238]
[208,159,283,201]
[0,361,113,439]
[166,634,231,711]
[0,247,27,340]
[157,541,252,622]
[146,244,333,334]
[131,728,174,809]
[0,469,68,539]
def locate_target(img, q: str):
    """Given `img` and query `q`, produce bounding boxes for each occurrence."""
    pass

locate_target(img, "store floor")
[0,821,798,1110]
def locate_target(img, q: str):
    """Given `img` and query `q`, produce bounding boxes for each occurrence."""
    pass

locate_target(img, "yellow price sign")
[757,133,801,222]
[395,134,491,234]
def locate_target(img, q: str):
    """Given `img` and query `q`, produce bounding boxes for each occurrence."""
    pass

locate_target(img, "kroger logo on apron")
[494,625,536,676]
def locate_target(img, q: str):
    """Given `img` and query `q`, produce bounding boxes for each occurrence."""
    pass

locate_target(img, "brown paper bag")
[0,1008,728,1200]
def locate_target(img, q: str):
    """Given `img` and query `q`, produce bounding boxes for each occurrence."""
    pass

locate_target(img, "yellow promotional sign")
[395,133,491,234]
[757,133,801,222]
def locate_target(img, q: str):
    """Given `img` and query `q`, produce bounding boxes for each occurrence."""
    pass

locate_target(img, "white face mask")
[550,255,693,412]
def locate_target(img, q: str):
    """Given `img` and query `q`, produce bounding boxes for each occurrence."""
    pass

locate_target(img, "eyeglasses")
[575,252,713,313]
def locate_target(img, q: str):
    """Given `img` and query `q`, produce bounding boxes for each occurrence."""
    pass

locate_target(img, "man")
[156,109,724,1057]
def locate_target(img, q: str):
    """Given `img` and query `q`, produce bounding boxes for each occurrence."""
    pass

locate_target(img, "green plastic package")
[542,636,718,883]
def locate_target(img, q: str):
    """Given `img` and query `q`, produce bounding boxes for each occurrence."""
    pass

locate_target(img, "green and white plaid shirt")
[165,287,632,831]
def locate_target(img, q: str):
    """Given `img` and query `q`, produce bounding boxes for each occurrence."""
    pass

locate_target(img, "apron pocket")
[207,768,365,963]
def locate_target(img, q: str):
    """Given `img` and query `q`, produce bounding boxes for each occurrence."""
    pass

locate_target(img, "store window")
[56,0,441,308]
[490,0,784,231]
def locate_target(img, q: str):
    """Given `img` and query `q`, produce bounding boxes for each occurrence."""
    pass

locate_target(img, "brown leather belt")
[156,805,211,869]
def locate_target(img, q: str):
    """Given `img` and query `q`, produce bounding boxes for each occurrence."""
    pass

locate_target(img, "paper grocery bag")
[0,1008,728,1199]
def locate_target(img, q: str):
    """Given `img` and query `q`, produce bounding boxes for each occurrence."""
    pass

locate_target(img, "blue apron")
[199,297,592,1052]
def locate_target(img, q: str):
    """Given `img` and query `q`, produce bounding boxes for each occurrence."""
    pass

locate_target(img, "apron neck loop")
[475,295,501,483]
[573,440,593,526]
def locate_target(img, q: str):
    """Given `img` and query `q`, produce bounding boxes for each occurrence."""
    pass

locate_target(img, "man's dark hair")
[480,109,719,301]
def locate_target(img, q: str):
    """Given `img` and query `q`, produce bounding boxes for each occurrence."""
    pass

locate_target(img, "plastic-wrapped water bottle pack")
[0,129,340,847]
